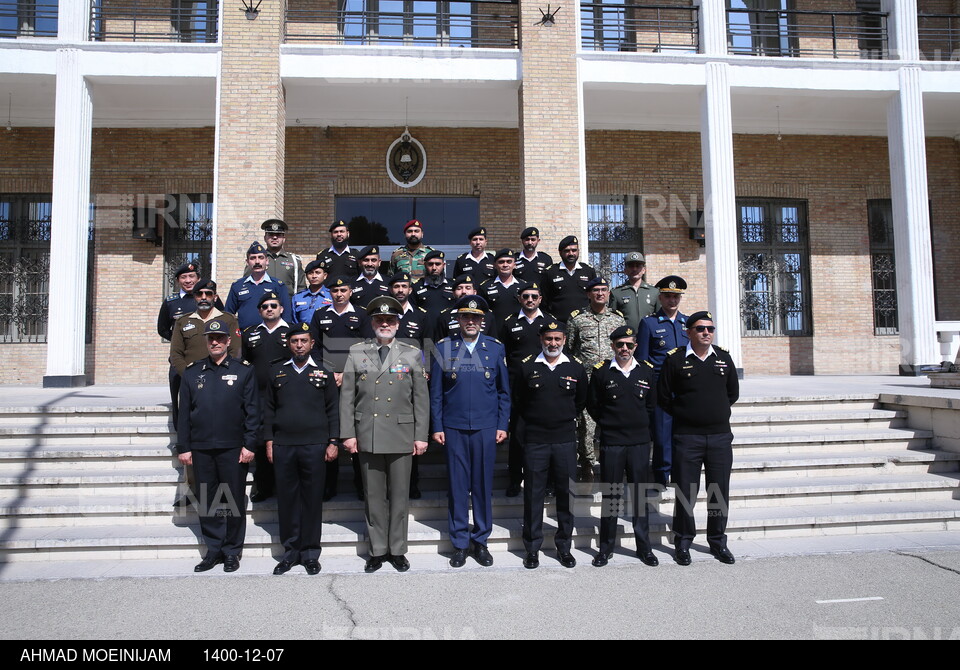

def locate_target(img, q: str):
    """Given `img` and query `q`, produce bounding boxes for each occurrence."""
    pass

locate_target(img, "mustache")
[197,299,212,308]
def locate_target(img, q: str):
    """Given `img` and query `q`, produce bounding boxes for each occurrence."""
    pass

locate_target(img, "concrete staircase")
[0,395,958,562]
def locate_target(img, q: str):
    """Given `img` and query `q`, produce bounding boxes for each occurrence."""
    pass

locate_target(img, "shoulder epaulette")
[569,310,581,318]
[269,356,287,365]
[667,348,679,355]
[612,309,624,317]
[166,293,180,301]
[594,361,605,370]
[571,355,584,365]
[185,360,200,369]
[242,360,252,366]
[488,336,502,345]
[715,345,729,353]
[522,354,533,363]
[417,306,428,313]
[242,325,256,334]
[643,360,654,368]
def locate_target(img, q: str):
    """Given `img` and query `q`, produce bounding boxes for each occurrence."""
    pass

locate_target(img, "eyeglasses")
[693,325,716,333]
[520,293,540,300]
[614,341,636,350]
[195,290,215,297]
[259,303,280,310]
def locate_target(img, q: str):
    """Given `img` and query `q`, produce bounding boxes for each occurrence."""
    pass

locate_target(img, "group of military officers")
[158,217,739,574]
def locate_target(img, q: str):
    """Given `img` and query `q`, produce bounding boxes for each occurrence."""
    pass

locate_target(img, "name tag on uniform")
[511,326,523,332]
[183,323,195,331]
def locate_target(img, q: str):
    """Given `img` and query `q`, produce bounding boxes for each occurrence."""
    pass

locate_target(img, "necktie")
[379,346,388,364]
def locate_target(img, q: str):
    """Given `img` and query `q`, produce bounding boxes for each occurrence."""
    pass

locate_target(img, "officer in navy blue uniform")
[316,220,359,287]
[309,278,372,500]
[513,227,553,284]
[637,275,689,487]
[413,250,454,321]
[350,245,390,309]
[453,227,496,281]
[480,249,523,324]
[241,291,292,503]
[176,318,259,573]
[226,241,293,330]
[541,235,597,322]
[290,258,333,326]
[429,295,510,568]
[587,325,659,568]
[263,322,340,576]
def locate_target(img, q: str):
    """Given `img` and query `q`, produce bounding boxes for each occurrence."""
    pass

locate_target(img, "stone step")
[732,396,881,412]
[731,447,960,477]
[0,406,171,426]
[3,498,959,562]
[731,408,906,433]
[731,428,933,454]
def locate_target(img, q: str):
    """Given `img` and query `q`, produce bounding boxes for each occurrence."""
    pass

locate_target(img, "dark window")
[0,0,58,38]
[867,199,898,335]
[737,198,811,336]
[0,194,51,342]
[162,194,214,290]
[586,195,642,287]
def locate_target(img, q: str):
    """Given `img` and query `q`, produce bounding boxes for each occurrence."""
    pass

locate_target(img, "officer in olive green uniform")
[243,219,304,294]
[566,276,626,480]
[609,251,659,332]
[389,219,435,281]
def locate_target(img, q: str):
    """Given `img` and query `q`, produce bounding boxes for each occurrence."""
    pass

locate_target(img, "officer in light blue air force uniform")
[429,295,511,568]
[636,275,689,487]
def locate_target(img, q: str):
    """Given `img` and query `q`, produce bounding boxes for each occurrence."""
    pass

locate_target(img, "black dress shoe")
[471,544,493,567]
[304,560,321,575]
[273,560,297,575]
[409,486,422,500]
[388,554,410,572]
[674,547,691,566]
[557,551,577,568]
[523,552,539,569]
[250,491,273,503]
[711,547,736,565]
[364,555,385,573]
[223,556,241,572]
[194,555,222,573]
[449,548,468,568]
[638,550,659,567]
[592,552,612,567]
[505,483,521,497]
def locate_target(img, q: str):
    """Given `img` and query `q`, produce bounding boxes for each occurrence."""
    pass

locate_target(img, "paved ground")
[2,543,959,640]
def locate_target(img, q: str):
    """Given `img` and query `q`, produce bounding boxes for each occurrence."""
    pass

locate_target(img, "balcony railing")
[0,1,58,38]
[918,13,960,61]
[580,3,698,53]
[285,0,518,48]
[727,7,888,59]
[90,0,219,43]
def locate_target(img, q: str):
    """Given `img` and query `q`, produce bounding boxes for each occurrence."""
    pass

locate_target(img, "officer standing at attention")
[515,322,588,569]
[350,245,390,309]
[177,319,259,573]
[389,219,435,281]
[316,221,359,286]
[541,235,597,323]
[413,250,454,321]
[566,277,626,482]
[513,227,553,284]
[226,241,293,330]
[263,322,340,576]
[435,274,496,340]
[159,262,201,426]
[290,258,332,326]
[453,227,496,281]
[243,219,304,295]
[241,291,291,503]
[480,249,522,324]
[587,326,659,568]
[430,295,510,568]
[340,296,429,573]
[658,311,739,567]
[637,275,689,487]
[609,251,659,332]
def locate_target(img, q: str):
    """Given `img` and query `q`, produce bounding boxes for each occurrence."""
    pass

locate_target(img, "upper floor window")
[580,1,699,54]
[0,0,58,38]
[90,0,218,43]
[737,198,811,337]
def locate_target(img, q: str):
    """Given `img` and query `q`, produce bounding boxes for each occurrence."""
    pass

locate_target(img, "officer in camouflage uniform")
[389,219,435,282]
[566,276,626,481]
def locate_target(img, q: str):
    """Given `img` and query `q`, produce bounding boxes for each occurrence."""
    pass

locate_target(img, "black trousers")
[522,441,576,554]
[671,432,733,552]
[192,447,249,559]
[598,442,655,555]
[273,443,328,563]
[253,398,274,496]
[168,365,180,426]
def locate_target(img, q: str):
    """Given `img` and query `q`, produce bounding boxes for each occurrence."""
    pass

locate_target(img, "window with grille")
[586,195,642,287]
[0,194,51,342]
[162,194,214,291]
[867,199,898,335]
[737,198,811,336]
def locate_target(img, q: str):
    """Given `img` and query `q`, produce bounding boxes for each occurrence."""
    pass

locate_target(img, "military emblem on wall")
[387,127,426,188]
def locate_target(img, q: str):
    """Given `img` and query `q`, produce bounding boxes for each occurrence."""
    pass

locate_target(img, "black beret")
[687,311,714,327]
[609,325,636,341]
[424,250,445,263]
[174,262,200,277]
[558,235,578,251]
[520,227,540,238]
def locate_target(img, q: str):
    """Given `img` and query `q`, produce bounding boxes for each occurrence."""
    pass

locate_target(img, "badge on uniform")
[484,371,491,379]
[659,339,666,347]
[223,374,238,386]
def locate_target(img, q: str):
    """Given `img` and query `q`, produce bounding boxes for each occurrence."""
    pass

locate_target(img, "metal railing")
[285,1,518,48]
[918,13,960,61]
[580,3,698,53]
[90,0,219,43]
[727,7,888,59]
[0,1,58,38]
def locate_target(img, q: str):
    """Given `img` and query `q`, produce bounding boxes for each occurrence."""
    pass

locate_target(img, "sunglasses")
[693,325,716,333]
[614,341,636,350]
[259,303,280,310]
[195,290,215,297]
[520,293,540,300]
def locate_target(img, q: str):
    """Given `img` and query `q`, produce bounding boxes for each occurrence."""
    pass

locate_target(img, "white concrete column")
[888,66,937,374]
[696,0,728,57]
[44,49,92,387]
[57,0,91,42]
[700,62,742,372]
[883,0,920,61]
